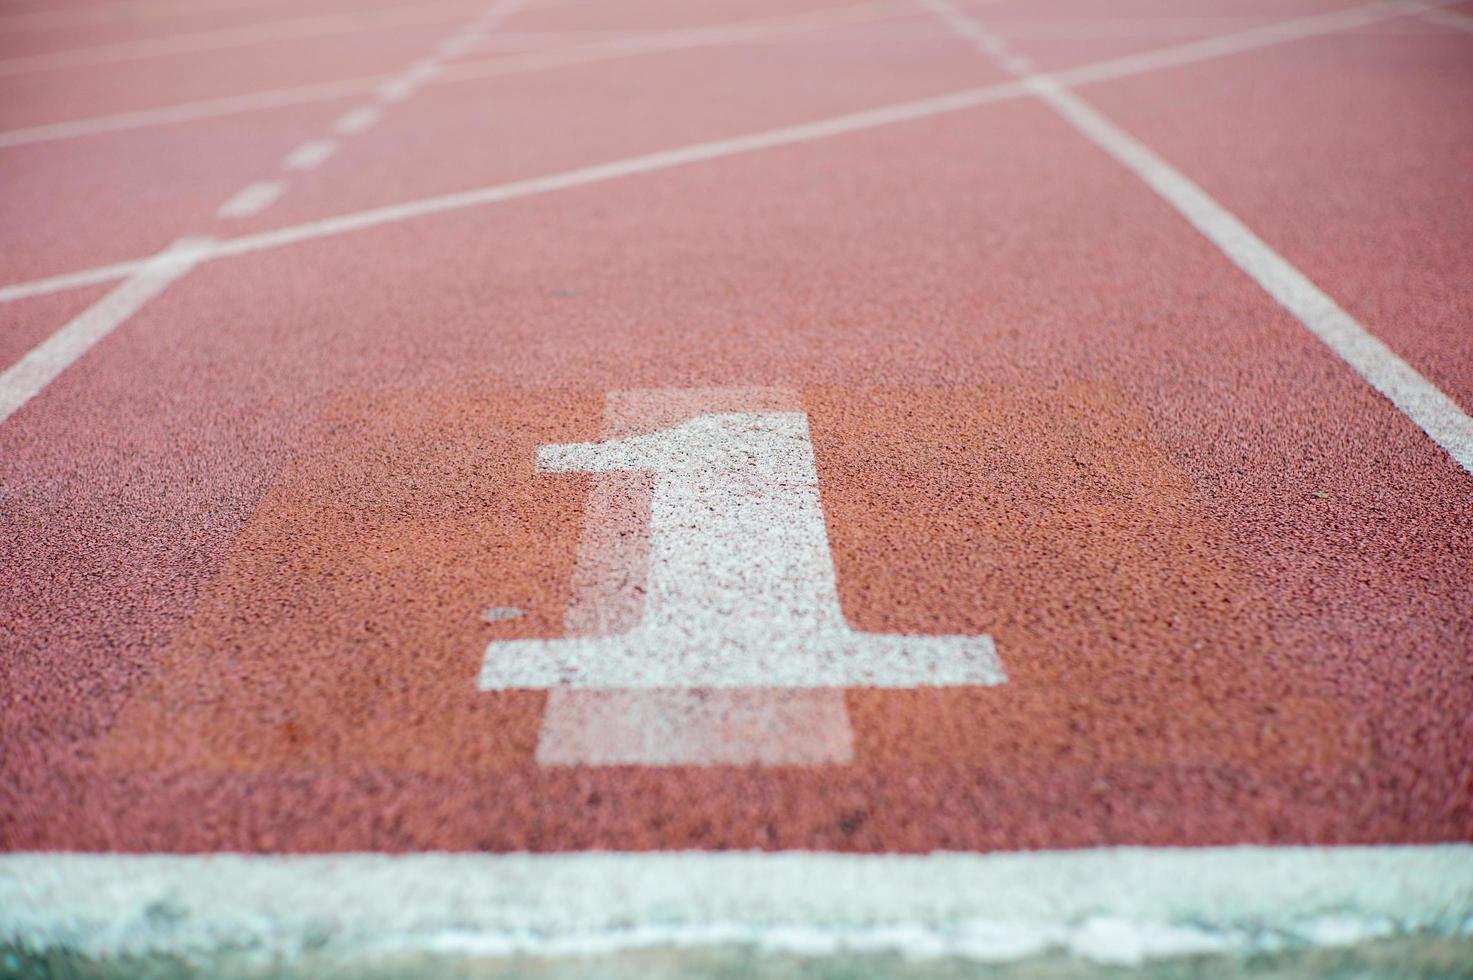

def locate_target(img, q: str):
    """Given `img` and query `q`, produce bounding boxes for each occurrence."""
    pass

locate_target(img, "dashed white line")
[334,106,384,135]
[375,76,419,104]
[919,0,1473,475]
[405,60,445,85]
[0,238,213,425]
[214,180,285,218]
[437,33,482,58]
[282,138,338,171]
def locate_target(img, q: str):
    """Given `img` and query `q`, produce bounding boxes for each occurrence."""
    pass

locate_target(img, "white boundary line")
[918,0,1473,474]
[0,237,213,425]
[2,847,1470,964]
[1030,77,1473,473]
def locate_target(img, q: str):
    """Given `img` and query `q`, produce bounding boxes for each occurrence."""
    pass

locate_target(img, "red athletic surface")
[2,0,1471,853]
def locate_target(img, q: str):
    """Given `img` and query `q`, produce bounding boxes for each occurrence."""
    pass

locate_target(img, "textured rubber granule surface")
[1,0,1470,861]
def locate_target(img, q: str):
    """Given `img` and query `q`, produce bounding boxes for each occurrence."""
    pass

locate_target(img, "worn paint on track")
[1,0,1471,965]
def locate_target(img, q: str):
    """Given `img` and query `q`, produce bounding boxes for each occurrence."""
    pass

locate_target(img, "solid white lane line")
[0,0,479,77]
[1032,78,1473,473]
[3,847,1470,964]
[214,180,285,218]
[0,0,1444,307]
[0,77,383,150]
[0,238,213,425]
[334,106,384,135]
[920,0,1473,475]
[281,138,337,171]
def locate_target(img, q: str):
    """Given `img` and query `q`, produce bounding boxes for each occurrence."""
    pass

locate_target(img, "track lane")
[3,78,1469,850]
[1078,15,1473,413]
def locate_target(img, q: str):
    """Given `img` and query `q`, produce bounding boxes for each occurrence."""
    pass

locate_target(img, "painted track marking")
[0,0,1459,429]
[491,387,999,765]
[917,0,1473,475]
[334,106,384,135]
[0,238,213,426]
[4,0,528,424]
[0,0,485,77]
[282,138,338,171]
[0,0,1367,151]
[0,0,1438,303]
[481,406,1003,689]
[214,180,285,219]
[4,847,1470,964]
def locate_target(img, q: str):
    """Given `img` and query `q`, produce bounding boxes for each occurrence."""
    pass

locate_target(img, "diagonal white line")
[0,238,213,425]
[917,0,1473,474]
[215,180,285,218]
[1031,77,1473,474]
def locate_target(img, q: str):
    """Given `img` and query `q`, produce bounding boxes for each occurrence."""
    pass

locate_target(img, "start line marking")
[478,388,1003,766]
[4,846,1471,966]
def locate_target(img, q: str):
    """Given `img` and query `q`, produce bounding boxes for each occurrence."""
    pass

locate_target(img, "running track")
[2,0,1472,965]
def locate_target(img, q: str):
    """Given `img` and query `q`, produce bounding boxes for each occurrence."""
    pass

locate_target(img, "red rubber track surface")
[1,0,1470,853]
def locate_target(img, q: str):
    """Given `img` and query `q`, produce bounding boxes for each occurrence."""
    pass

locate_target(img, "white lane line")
[0,0,527,425]
[0,76,383,150]
[375,76,419,103]
[0,0,297,34]
[214,179,285,218]
[405,59,445,85]
[920,0,1473,475]
[0,0,1315,152]
[334,106,384,135]
[437,33,482,58]
[281,138,338,171]
[3,847,1470,964]
[0,238,213,426]
[1033,79,1473,473]
[0,0,480,78]
[0,0,1446,308]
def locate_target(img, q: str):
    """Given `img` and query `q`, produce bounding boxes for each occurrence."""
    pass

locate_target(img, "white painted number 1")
[479,409,1005,690]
